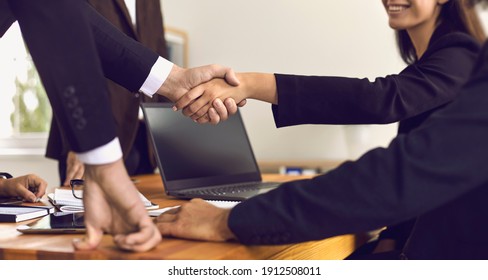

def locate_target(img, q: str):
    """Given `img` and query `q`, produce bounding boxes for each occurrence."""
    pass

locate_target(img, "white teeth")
[388,5,408,12]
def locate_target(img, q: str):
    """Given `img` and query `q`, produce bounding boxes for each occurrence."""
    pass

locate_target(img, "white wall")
[0,154,59,193]
[161,0,406,161]
[4,1,488,188]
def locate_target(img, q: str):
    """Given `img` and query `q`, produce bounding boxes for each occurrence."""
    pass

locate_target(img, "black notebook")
[0,204,54,222]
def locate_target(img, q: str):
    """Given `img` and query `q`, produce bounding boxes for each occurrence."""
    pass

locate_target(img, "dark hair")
[396,0,486,64]
[468,0,488,6]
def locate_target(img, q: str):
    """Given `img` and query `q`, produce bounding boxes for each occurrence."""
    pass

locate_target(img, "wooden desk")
[0,174,357,260]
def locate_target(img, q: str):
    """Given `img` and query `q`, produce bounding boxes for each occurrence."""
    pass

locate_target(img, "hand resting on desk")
[73,159,161,252]
[156,198,236,242]
[0,174,47,203]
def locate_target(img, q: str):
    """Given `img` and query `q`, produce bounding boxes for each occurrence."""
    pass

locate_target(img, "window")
[0,25,187,155]
[0,23,52,154]
[165,27,188,68]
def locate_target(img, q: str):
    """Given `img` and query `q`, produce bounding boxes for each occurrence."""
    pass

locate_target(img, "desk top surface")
[0,174,356,260]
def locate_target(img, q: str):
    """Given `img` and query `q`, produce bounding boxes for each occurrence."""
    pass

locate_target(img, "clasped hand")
[167,68,247,125]
[74,63,243,253]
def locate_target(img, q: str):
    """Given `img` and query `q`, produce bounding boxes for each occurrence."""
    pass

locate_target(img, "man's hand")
[63,151,84,186]
[157,64,240,102]
[72,159,161,252]
[171,78,248,124]
[156,198,236,242]
[200,98,247,125]
[0,174,47,202]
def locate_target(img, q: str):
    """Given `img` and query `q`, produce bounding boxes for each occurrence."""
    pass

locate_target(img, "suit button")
[63,86,76,97]
[66,97,79,109]
[76,118,87,130]
[72,107,83,119]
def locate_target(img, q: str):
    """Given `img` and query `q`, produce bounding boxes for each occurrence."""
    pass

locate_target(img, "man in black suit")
[46,0,171,186]
[0,0,239,251]
[156,1,488,259]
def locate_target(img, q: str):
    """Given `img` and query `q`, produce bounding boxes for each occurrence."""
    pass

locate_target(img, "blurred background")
[1,0,487,188]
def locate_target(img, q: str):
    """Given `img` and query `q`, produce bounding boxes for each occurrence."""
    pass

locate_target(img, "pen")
[0,200,23,205]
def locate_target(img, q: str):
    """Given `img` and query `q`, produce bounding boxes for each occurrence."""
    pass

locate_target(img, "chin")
[389,21,408,31]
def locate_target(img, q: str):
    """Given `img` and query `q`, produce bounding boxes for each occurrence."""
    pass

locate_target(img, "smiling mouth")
[387,5,410,13]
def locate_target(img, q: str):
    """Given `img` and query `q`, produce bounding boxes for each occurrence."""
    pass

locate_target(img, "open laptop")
[141,103,280,201]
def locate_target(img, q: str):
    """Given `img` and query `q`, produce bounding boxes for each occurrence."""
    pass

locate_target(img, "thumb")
[201,64,240,86]
[223,68,240,86]
[73,224,103,250]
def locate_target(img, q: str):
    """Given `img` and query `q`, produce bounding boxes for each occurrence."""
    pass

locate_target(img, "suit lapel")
[114,0,139,40]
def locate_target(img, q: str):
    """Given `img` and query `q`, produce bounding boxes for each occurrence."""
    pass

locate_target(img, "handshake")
[157,64,248,124]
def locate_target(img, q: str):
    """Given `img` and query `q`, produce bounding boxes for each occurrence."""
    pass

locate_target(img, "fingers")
[173,85,205,112]
[73,224,104,251]
[157,213,177,223]
[114,219,162,252]
[205,98,238,125]
[14,184,37,202]
[188,103,212,120]
[221,67,240,86]
[28,174,47,200]
[208,108,220,125]
[196,114,210,124]
[155,199,234,241]
[199,64,240,87]
[237,99,247,107]
[64,152,84,186]
[223,98,238,115]
[212,99,229,121]
[156,219,175,237]
[0,174,47,202]
[64,165,84,186]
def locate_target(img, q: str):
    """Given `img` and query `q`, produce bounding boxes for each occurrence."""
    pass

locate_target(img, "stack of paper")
[0,205,54,222]
[48,189,158,213]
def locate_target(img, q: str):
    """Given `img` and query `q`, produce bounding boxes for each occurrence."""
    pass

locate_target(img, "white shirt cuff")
[76,138,123,165]
[139,57,173,98]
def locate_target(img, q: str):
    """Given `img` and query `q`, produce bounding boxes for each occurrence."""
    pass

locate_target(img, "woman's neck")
[407,18,440,60]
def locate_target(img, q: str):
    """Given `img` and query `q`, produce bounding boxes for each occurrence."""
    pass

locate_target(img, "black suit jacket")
[271,23,481,250]
[272,23,480,130]
[1,0,160,153]
[229,42,488,259]
[45,0,168,166]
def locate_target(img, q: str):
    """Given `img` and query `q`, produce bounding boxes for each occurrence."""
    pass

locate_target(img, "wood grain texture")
[0,174,359,260]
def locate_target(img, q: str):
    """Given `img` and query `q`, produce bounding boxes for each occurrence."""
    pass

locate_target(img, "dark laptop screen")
[142,103,261,191]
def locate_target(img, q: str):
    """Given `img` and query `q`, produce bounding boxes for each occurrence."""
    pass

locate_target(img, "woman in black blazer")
[170,0,485,257]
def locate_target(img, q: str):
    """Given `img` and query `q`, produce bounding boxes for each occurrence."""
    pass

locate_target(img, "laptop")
[141,103,280,201]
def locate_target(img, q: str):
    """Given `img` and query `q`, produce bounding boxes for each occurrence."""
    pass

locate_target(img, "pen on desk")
[0,199,23,205]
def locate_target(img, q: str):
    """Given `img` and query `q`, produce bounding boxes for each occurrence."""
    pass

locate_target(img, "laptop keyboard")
[183,182,277,196]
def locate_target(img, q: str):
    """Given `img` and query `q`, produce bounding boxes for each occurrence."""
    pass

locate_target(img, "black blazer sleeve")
[271,32,479,127]
[87,3,159,92]
[0,0,15,37]
[228,42,488,245]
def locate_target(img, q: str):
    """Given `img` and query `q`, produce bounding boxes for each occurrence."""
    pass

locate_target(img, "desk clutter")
[48,188,158,213]
[0,204,54,222]
[279,166,321,176]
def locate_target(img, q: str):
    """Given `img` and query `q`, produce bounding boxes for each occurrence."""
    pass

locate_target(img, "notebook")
[141,103,280,201]
[0,204,54,222]
[48,189,158,212]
